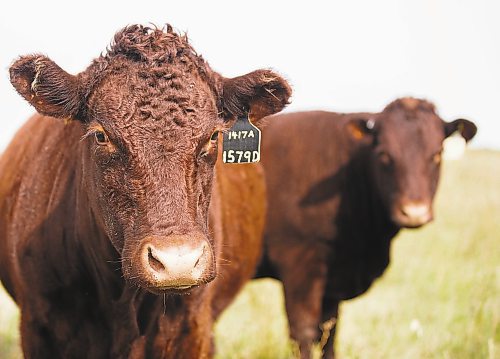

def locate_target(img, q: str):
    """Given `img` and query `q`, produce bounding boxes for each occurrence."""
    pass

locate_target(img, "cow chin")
[122,233,216,295]
[393,216,431,229]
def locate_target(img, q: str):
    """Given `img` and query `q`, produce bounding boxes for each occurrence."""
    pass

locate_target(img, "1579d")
[222,150,260,163]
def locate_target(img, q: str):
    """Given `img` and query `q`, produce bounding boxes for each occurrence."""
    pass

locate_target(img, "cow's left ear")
[346,117,376,143]
[221,69,292,125]
[444,119,477,142]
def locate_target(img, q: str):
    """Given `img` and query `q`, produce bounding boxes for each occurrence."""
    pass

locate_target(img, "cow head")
[10,25,291,294]
[347,97,476,228]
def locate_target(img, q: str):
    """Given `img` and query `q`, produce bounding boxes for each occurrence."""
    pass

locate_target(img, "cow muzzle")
[135,232,215,293]
[394,202,433,228]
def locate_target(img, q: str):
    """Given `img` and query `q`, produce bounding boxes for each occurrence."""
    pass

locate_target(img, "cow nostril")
[147,247,165,273]
[193,244,206,269]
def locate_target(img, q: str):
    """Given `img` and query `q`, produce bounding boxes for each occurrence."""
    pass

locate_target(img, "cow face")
[9,25,291,294]
[347,98,476,228]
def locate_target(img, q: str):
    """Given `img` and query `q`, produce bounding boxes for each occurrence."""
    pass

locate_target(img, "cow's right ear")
[346,118,375,143]
[10,55,83,120]
[220,69,292,126]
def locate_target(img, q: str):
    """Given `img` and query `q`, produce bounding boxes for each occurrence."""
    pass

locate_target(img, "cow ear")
[10,55,83,120]
[346,118,375,142]
[221,69,292,125]
[444,119,477,142]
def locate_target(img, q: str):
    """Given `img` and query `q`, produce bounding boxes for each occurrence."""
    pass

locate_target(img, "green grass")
[1,150,499,358]
[0,285,20,358]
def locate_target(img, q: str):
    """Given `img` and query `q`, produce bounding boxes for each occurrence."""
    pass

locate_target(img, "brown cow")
[255,98,477,359]
[0,24,291,358]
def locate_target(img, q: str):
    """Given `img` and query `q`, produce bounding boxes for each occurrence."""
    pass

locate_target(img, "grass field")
[1,149,499,358]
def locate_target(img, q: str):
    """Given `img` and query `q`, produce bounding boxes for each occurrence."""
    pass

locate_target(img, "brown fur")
[0,24,291,358]
[255,98,476,359]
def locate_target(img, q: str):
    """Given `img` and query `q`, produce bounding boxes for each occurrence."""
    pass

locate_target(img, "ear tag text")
[222,114,261,164]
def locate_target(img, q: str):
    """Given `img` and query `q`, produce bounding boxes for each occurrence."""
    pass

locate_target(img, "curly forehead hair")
[384,97,437,115]
[107,25,206,68]
[82,24,221,106]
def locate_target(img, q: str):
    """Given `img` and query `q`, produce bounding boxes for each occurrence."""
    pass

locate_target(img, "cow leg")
[270,239,329,359]
[319,299,339,359]
[282,273,326,359]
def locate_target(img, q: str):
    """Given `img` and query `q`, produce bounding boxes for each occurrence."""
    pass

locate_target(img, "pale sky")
[1,0,499,150]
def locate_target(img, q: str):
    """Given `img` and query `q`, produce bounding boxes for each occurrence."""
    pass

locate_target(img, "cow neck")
[327,145,400,300]
[345,145,399,239]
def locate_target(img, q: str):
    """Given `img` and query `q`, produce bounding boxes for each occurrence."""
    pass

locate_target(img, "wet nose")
[140,233,212,290]
[401,202,432,227]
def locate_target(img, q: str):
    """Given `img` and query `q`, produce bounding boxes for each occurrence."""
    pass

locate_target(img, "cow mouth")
[391,214,432,228]
[126,267,216,295]
[145,284,199,296]
[141,271,216,295]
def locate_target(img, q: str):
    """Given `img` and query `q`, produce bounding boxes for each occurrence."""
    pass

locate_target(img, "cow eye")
[378,151,393,166]
[432,152,442,164]
[199,131,219,160]
[94,131,109,145]
[210,131,219,142]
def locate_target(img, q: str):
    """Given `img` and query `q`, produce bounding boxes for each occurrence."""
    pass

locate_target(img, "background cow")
[0,24,291,358]
[255,98,477,358]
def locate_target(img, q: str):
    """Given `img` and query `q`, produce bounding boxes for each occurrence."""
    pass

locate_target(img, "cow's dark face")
[348,98,476,228]
[9,25,291,294]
